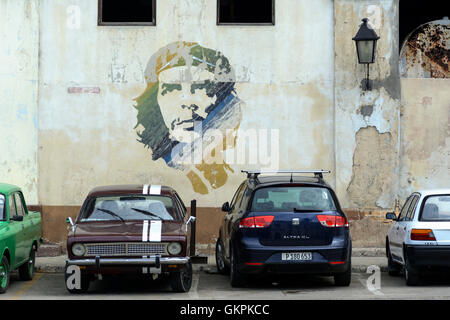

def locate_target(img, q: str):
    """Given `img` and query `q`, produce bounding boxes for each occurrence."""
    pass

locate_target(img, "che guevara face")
[157,65,217,140]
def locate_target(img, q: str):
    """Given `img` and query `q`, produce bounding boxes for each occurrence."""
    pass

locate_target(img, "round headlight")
[71,243,86,257]
[167,242,182,255]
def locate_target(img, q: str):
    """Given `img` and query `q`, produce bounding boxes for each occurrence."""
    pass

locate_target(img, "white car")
[386,189,450,286]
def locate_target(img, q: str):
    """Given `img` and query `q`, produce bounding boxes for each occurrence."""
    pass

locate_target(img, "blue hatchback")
[215,170,352,287]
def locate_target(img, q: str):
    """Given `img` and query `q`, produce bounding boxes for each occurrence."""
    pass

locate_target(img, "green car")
[0,183,42,293]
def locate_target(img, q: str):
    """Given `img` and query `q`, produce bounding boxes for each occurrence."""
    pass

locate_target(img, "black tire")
[386,241,401,276]
[0,256,10,294]
[230,247,246,287]
[64,263,90,293]
[170,261,193,292]
[404,253,420,286]
[19,246,36,281]
[215,238,230,275]
[334,258,352,287]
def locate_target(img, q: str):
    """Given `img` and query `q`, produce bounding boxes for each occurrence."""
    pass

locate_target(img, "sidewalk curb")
[35,256,388,274]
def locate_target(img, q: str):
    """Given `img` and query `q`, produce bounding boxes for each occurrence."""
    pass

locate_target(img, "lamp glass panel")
[356,40,375,64]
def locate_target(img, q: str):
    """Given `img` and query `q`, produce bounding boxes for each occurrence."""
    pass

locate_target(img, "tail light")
[239,216,274,228]
[411,229,436,241]
[317,215,348,227]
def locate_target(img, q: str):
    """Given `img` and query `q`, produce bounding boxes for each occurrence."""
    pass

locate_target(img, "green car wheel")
[0,256,10,294]
[19,247,36,281]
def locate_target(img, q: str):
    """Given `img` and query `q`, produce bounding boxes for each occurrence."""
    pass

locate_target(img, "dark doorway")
[399,0,448,48]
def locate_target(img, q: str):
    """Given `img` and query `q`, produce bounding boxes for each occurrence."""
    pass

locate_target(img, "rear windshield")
[80,195,179,222]
[420,195,450,221]
[0,194,5,220]
[251,187,337,212]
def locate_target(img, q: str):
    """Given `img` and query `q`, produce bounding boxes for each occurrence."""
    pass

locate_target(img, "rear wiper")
[293,208,324,213]
[131,208,161,220]
[97,208,125,221]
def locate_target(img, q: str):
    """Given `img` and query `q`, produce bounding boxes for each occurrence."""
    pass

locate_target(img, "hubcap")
[0,264,7,288]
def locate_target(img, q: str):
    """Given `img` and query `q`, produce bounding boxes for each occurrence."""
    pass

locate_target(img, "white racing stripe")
[149,185,161,195]
[149,220,162,242]
[142,220,149,242]
[143,184,149,195]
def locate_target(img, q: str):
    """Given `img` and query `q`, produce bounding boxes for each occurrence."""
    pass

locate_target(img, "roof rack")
[241,170,331,181]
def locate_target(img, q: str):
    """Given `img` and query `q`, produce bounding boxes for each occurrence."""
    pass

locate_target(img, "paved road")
[1,269,450,300]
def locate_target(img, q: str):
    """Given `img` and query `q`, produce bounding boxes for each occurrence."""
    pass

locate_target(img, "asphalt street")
[1,269,450,300]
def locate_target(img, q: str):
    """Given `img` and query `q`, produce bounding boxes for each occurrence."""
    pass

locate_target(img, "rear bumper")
[406,245,450,268]
[236,245,351,276]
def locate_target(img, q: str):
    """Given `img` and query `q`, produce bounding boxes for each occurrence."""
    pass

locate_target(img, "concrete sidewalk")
[35,248,388,274]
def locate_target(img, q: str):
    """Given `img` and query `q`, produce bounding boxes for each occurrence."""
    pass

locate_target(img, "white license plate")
[282,252,312,261]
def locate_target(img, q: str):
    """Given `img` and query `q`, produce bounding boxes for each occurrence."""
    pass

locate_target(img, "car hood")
[73,220,183,239]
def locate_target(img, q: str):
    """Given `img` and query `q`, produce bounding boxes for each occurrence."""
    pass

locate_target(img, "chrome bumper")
[67,256,189,266]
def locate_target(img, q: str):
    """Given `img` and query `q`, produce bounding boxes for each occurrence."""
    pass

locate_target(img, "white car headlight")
[167,242,182,255]
[71,243,86,257]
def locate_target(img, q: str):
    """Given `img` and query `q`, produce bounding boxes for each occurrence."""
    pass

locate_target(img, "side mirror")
[11,215,23,222]
[66,217,74,226]
[386,212,397,220]
[221,202,230,212]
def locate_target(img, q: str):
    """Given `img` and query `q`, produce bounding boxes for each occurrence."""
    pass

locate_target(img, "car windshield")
[420,195,450,221]
[251,186,337,212]
[80,195,178,222]
[0,194,4,220]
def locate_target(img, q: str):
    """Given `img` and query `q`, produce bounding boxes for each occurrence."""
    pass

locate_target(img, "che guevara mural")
[133,42,244,194]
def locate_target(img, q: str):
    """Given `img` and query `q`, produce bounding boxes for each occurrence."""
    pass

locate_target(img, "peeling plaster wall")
[399,78,450,198]
[0,0,39,203]
[334,0,401,211]
[398,18,449,202]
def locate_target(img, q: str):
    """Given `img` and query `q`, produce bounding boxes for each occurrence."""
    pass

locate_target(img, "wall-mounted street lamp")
[352,18,380,90]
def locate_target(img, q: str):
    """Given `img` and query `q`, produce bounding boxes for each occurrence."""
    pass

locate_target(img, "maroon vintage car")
[65,184,196,293]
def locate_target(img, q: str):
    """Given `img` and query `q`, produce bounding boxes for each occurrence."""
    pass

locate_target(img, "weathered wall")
[0,0,39,204]
[334,0,401,246]
[399,18,450,199]
[37,0,336,249]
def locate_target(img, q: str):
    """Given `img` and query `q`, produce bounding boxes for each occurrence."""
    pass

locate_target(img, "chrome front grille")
[85,242,168,256]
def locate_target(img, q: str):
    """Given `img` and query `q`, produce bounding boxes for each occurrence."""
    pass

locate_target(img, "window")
[251,187,337,212]
[398,196,414,221]
[420,194,450,221]
[405,195,419,221]
[217,0,274,25]
[98,0,156,26]
[81,195,179,221]
[0,195,5,220]
[14,193,26,216]
[230,183,246,210]
[9,195,16,218]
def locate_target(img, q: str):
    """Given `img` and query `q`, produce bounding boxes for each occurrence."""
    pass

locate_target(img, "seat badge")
[292,218,300,225]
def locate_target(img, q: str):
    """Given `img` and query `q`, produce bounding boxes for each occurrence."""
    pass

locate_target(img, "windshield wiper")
[97,208,125,221]
[293,208,324,213]
[131,208,161,220]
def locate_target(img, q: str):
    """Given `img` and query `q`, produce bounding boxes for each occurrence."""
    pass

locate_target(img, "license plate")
[282,252,312,261]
